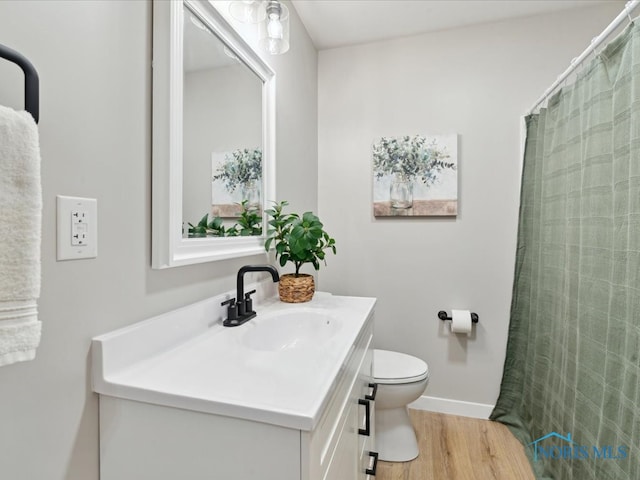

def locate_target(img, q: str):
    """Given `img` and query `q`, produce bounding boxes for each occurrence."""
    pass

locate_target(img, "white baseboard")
[409,395,494,419]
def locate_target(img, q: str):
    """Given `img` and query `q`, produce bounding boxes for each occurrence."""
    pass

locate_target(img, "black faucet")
[221,264,280,327]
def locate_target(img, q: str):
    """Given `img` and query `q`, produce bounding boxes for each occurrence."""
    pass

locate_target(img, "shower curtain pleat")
[491,22,640,480]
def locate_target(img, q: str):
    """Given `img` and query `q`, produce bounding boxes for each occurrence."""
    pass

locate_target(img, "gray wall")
[183,64,262,224]
[0,0,625,477]
[0,1,317,479]
[317,4,623,407]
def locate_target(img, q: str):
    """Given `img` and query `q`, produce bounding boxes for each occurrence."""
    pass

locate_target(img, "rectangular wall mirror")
[152,0,276,268]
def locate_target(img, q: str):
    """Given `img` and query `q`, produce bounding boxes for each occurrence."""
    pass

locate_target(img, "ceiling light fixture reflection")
[223,46,240,61]
[229,0,266,23]
[189,13,211,34]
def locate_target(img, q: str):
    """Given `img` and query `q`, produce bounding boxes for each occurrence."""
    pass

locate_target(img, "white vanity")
[92,290,377,480]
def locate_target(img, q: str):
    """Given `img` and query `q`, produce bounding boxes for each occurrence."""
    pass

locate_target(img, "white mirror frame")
[152,0,276,268]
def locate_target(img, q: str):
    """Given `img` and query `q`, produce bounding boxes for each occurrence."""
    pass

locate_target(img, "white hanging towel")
[0,105,42,367]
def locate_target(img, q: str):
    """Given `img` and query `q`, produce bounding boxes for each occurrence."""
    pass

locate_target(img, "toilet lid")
[373,349,429,385]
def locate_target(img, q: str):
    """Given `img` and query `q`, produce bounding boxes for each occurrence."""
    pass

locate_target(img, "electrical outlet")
[57,195,98,260]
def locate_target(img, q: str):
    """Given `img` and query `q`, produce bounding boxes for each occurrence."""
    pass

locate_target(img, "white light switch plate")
[56,195,98,260]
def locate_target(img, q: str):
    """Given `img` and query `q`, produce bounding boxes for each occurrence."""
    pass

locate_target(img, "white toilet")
[373,349,430,462]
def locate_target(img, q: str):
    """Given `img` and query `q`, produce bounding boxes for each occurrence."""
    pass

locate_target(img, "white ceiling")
[290,0,621,50]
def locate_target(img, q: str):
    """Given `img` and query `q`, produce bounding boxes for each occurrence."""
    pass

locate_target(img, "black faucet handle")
[221,298,236,307]
[221,298,238,321]
[244,289,257,314]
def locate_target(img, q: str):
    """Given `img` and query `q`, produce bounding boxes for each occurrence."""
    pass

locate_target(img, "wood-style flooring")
[376,410,535,480]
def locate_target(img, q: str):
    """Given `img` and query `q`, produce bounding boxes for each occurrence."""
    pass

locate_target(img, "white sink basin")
[92,290,376,430]
[243,310,341,351]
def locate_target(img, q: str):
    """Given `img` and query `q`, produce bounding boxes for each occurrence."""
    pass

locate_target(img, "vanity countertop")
[92,291,375,431]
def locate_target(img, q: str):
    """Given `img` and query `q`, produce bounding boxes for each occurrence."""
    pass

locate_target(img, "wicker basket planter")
[278,273,315,303]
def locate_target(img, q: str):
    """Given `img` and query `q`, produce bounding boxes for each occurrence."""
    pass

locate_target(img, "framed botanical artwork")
[372,134,458,216]
[211,148,262,217]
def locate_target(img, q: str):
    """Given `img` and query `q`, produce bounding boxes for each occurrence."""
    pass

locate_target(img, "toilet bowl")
[373,349,430,462]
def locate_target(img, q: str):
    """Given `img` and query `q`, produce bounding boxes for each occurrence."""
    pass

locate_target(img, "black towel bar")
[0,42,39,123]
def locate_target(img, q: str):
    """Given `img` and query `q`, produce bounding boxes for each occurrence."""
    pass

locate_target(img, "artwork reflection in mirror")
[182,8,263,238]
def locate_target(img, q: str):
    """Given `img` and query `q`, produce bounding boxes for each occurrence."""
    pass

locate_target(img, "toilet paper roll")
[451,309,472,334]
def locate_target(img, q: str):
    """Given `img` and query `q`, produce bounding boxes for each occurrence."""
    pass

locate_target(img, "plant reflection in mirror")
[188,200,262,237]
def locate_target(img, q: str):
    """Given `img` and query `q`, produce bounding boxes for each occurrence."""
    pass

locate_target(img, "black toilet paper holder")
[438,310,479,324]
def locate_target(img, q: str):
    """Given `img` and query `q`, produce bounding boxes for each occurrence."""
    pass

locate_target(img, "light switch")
[57,195,98,260]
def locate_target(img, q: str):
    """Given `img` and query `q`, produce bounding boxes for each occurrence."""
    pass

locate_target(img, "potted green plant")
[264,201,336,303]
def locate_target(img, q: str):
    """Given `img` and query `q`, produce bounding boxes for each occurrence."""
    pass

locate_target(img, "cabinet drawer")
[358,346,375,457]
[357,346,375,478]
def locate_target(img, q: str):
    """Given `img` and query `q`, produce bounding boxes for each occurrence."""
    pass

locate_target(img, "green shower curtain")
[491,22,640,480]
